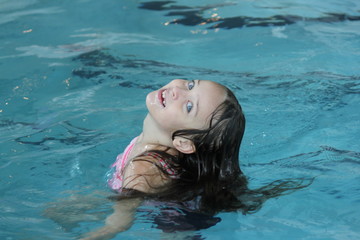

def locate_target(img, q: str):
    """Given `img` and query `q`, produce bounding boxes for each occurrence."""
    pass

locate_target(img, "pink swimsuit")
[108,137,178,192]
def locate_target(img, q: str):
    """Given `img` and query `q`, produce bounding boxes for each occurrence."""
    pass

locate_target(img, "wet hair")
[113,85,312,215]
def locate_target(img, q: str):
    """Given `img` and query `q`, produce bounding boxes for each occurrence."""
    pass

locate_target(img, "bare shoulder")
[122,154,170,193]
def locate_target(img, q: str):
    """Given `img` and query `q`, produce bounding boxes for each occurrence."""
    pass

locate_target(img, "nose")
[168,79,187,100]
[171,86,186,100]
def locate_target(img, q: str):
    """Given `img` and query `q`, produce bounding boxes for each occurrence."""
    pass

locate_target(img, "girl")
[82,79,309,239]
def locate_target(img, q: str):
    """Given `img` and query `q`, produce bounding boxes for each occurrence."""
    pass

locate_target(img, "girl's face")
[146,79,227,133]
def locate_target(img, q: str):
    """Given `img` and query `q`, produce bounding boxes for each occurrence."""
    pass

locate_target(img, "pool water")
[1,0,360,239]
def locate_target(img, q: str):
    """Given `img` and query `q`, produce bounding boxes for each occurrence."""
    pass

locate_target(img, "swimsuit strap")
[120,137,137,170]
[111,137,138,170]
[109,137,138,191]
[144,152,179,178]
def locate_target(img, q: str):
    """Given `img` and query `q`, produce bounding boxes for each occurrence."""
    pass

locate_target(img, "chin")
[145,91,154,109]
[146,92,160,117]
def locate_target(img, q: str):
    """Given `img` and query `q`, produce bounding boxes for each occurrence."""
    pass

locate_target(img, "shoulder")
[122,154,170,193]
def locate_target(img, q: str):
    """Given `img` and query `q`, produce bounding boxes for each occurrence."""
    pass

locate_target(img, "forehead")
[195,80,227,126]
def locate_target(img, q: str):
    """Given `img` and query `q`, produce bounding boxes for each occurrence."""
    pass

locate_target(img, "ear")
[172,137,196,154]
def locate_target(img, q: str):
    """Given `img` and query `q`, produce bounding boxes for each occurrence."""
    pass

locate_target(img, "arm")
[81,158,169,240]
[81,198,141,240]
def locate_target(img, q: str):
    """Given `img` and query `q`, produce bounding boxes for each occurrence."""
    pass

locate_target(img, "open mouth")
[159,89,166,107]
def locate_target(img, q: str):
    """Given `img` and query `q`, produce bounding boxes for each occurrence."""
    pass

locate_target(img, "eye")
[188,80,195,90]
[186,101,193,113]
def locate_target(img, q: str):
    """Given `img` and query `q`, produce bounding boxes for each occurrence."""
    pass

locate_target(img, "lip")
[158,89,166,108]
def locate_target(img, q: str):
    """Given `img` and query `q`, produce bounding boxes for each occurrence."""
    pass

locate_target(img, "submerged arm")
[81,158,169,240]
[81,198,142,240]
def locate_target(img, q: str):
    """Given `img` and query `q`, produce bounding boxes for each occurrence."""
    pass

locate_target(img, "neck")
[137,114,174,148]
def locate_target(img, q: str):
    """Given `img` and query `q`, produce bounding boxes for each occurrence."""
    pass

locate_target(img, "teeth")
[162,91,166,106]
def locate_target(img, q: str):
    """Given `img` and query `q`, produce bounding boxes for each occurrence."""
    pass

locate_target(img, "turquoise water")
[1,0,360,239]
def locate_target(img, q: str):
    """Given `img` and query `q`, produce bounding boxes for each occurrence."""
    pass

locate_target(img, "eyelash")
[186,101,193,113]
[188,80,195,90]
[186,80,195,113]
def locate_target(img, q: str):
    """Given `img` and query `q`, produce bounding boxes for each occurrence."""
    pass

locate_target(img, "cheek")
[160,113,186,131]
